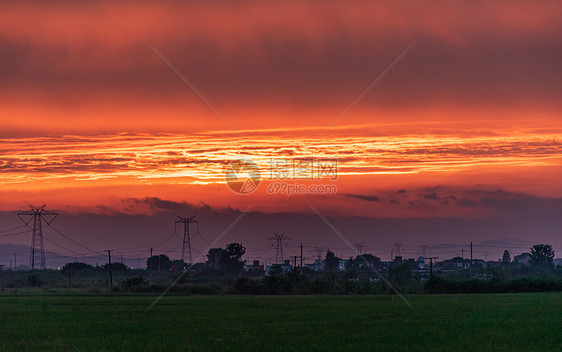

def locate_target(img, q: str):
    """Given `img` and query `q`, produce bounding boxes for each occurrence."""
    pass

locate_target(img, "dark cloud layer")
[1,1,561,114]
[345,194,380,202]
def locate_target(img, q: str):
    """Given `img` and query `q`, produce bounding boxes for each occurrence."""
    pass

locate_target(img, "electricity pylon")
[17,204,57,270]
[393,242,403,257]
[175,216,198,264]
[267,233,291,264]
[355,242,368,255]
[310,246,324,261]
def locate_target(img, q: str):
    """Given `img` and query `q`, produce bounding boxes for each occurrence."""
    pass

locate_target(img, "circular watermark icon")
[225,158,261,194]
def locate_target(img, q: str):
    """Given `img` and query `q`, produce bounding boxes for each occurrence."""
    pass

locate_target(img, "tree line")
[0,243,560,294]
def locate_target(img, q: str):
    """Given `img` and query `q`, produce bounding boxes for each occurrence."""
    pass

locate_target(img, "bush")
[424,276,562,294]
[121,276,149,292]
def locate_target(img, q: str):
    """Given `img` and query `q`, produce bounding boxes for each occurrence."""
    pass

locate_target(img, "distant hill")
[0,243,141,270]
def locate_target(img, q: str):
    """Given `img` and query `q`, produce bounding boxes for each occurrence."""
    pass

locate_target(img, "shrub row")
[424,276,562,294]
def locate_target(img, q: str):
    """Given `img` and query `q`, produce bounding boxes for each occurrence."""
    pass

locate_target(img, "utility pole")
[175,216,198,264]
[267,233,291,264]
[120,254,123,265]
[470,241,472,279]
[149,248,153,282]
[300,243,303,268]
[291,255,299,269]
[17,204,58,270]
[214,250,218,270]
[14,253,16,268]
[427,257,438,278]
[105,250,114,288]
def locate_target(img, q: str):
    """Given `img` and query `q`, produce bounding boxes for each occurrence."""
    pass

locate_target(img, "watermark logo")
[268,158,338,181]
[266,182,337,196]
[225,158,338,195]
[225,159,261,194]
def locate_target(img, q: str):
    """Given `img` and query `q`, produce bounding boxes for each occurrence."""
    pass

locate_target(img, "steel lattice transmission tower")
[267,232,291,264]
[355,242,369,255]
[17,204,57,270]
[393,242,404,257]
[310,246,324,261]
[175,216,198,264]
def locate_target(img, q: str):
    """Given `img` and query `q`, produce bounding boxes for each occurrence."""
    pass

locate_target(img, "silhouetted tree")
[206,248,227,269]
[389,263,412,286]
[103,262,128,271]
[61,262,93,272]
[121,276,149,292]
[325,250,340,273]
[223,243,246,276]
[205,243,246,276]
[146,254,171,271]
[502,250,511,264]
[530,244,554,268]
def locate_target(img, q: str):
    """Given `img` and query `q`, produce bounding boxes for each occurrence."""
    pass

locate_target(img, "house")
[306,259,325,272]
[514,253,531,265]
[245,260,264,271]
[470,259,488,269]
[265,260,292,275]
[417,256,425,269]
[338,259,348,271]
[437,257,468,271]
[404,258,418,270]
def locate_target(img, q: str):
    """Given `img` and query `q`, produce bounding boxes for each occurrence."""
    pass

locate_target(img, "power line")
[0,225,27,233]
[45,223,102,255]
[41,234,88,257]
[0,229,31,237]
[192,227,211,246]
[151,231,179,250]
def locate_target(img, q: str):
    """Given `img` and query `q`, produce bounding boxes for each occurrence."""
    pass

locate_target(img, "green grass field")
[1,293,561,351]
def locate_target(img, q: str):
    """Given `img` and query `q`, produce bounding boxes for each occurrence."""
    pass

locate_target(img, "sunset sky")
[1,1,561,266]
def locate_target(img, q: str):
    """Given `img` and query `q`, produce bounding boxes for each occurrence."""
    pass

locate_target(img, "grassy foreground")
[1,293,561,351]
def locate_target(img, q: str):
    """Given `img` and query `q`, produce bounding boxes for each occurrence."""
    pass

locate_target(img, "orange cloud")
[1,1,561,135]
[1,123,561,217]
